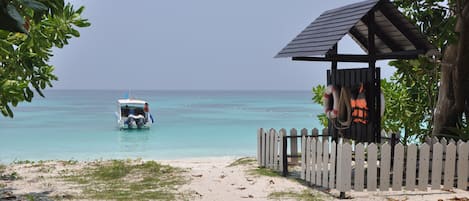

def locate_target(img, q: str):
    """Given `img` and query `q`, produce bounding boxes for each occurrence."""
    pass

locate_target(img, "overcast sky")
[50,0,395,90]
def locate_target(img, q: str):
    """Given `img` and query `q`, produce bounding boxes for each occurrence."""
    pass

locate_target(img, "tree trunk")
[432,1,469,136]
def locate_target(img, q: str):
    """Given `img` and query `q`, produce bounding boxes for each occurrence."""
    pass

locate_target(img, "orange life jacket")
[350,84,368,124]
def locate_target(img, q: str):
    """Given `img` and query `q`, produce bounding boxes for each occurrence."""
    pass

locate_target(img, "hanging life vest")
[351,84,368,124]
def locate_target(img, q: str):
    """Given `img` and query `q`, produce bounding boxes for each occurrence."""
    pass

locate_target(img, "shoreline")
[1,157,469,201]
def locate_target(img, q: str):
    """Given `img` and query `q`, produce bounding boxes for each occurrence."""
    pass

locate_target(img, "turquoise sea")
[0,90,322,163]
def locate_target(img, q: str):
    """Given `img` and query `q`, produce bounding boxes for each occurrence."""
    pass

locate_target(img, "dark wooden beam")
[292,50,422,62]
[361,17,403,52]
[378,2,427,50]
[348,27,369,51]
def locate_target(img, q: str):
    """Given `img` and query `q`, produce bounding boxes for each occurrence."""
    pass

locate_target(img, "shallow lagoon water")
[0,90,322,163]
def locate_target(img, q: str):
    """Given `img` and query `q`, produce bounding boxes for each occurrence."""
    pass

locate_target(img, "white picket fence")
[257,128,469,193]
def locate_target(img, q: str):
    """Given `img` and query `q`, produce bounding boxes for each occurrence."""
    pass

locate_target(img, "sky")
[50,0,396,90]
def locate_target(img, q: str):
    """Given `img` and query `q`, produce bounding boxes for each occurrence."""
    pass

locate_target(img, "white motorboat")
[116,99,154,129]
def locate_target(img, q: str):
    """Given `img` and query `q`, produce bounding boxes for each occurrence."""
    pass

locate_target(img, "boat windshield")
[120,104,145,117]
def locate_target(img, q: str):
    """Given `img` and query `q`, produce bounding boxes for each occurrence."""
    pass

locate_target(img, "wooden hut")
[275,0,436,143]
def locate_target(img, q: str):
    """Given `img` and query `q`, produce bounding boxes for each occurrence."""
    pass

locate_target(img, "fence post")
[301,134,307,180]
[443,141,456,190]
[282,134,288,176]
[392,143,404,191]
[279,129,286,173]
[380,143,391,191]
[337,142,351,198]
[431,142,443,189]
[355,143,365,191]
[418,143,430,191]
[367,143,378,191]
[257,128,262,167]
[270,130,279,170]
[329,140,337,189]
[261,130,266,167]
[316,137,323,185]
[322,138,329,188]
[405,144,417,191]
[266,129,271,168]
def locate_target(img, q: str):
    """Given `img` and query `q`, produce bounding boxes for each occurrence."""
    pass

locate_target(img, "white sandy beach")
[1,157,469,201]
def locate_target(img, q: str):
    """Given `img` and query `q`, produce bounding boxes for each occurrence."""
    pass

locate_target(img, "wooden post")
[329,140,337,189]
[301,134,307,180]
[282,134,288,176]
[406,144,417,191]
[261,130,266,167]
[443,142,456,190]
[457,141,469,190]
[279,129,286,173]
[418,143,430,191]
[431,142,443,189]
[257,128,262,167]
[380,143,391,191]
[367,143,378,191]
[355,143,365,191]
[392,144,404,191]
[322,139,330,188]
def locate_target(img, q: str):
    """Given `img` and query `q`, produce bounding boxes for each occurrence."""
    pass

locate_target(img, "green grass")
[268,190,323,201]
[62,160,189,201]
[227,157,257,167]
[248,167,281,177]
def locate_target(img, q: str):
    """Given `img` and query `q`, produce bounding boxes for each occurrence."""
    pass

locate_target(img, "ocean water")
[0,90,322,163]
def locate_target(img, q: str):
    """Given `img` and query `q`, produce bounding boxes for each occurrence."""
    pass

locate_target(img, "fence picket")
[457,142,469,190]
[279,129,286,173]
[301,128,308,174]
[311,137,317,185]
[431,142,443,189]
[256,128,469,194]
[342,143,352,191]
[406,144,417,191]
[316,138,323,185]
[380,143,391,191]
[257,128,262,167]
[355,143,365,191]
[273,129,281,170]
[305,137,311,183]
[301,135,306,180]
[322,139,329,188]
[261,130,267,167]
[392,144,404,191]
[418,143,430,191]
[336,141,343,190]
[443,142,456,190]
[367,143,378,191]
[329,140,336,189]
[269,129,276,168]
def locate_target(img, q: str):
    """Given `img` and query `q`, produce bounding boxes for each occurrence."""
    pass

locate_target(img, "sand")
[1,157,469,201]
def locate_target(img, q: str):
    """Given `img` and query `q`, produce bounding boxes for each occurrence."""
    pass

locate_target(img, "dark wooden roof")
[275,0,436,59]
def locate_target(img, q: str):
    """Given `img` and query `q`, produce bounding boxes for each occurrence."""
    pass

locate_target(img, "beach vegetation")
[268,190,323,201]
[249,167,281,177]
[227,157,256,167]
[0,171,20,180]
[0,0,90,118]
[0,164,5,174]
[62,160,189,201]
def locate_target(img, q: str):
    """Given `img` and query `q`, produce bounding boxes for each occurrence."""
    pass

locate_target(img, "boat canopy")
[117,99,146,105]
